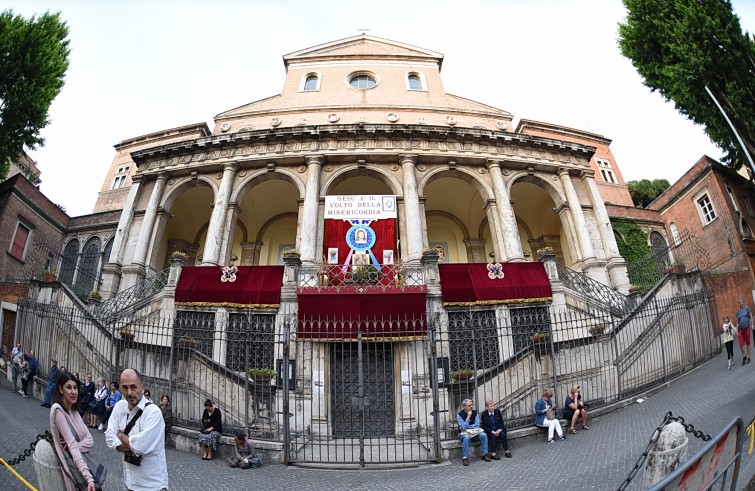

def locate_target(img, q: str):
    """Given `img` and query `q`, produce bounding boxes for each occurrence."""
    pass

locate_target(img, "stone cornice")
[131,124,595,182]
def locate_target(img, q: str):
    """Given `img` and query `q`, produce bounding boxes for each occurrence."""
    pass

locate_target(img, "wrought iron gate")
[330,342,395,437]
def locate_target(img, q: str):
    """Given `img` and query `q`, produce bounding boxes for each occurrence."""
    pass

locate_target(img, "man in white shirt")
[11,343,22,392]
[105,368,169,491]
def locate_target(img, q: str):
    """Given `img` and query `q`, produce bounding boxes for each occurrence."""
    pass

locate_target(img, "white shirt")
[105,396,168,491]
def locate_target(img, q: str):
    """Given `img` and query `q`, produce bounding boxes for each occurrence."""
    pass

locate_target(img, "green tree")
[627,178,671,207]
[0,10,70,178]
[618,0,755,170]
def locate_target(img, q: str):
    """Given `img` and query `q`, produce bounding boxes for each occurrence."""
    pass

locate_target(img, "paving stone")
[0,351,753,490]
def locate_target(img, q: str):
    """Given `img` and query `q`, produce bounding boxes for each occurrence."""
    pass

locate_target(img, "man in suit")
[481,399,512,460]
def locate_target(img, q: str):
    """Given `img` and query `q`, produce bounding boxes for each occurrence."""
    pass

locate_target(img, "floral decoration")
[487,262,505,280]
[221,265,238,283]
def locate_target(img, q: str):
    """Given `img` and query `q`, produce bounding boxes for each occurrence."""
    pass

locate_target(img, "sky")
[10,0,755,217]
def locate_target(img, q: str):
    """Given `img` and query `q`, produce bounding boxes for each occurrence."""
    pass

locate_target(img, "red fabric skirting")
[297,285,428,339]
[438,262,552,306]
[175,266,284,308]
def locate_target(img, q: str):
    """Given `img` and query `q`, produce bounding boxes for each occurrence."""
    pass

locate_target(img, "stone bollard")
[643,421,689,489]
[32,439,66,491]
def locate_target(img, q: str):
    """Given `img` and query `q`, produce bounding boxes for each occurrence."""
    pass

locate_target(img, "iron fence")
[12,283,720,466]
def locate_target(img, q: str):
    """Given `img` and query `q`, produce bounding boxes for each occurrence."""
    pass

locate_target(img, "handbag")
[51,406,107,490]
[463,427,484,437]
[247,454,263,468]
[545,406,556,421]
[88,399,99,409]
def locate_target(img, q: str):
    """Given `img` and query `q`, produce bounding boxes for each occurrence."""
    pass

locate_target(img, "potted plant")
[670,258,687,274]
[119,328,135,340]
[281,248,301,258]
[628,285,641,294]
[350,265,382,284]
[177,336,200,348]
[393,265,404,286]
[450,369,475,382]
[41,266,58,282]
[248,367,276,382]
[530,332,551,345]
[319,266,329,287]
[88,290,102,304]
[588,322,608,336]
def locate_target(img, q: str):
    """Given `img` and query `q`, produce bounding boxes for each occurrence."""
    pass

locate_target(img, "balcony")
[297,263,425,292]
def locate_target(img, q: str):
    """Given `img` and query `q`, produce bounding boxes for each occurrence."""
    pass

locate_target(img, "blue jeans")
[43,381,56,405]
[459,432,488,458]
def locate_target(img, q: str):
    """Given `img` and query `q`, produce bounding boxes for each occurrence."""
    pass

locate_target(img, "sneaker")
[22,394,28,398]
[743,358,747,366]
[547,438,556,444]
[462,457,469,466]
[98,424,105,431]
[504,451,513,458]
[559,435,567,441]
[18,390,24,395]
[482,454,491,462]
[490,454,501,460]
[748,357,751,364]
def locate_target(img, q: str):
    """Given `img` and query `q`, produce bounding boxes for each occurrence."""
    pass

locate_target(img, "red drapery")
[438,262,552,306]
[323,219,396,265]
[297,285,428,339]
[175,266,284,308]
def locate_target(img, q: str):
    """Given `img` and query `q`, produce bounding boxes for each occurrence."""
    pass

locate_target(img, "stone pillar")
[109,177,143,265]
[218,203,240,266]
[400,155,424,260]
[464,238,487,263]
[299,156,323,263]
[133,173,168,267]
[484,200,505,262]
[147,208,171,272]
[643,422,689,489]
[486,160,524,262]
[555,203,582,264]
[33,439,66,491]
[240,241,262,265]
[202,163,238,265]
[558,168,595,261]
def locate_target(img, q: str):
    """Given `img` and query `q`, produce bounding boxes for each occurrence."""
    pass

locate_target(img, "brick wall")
[0,282,30,304]
[703,270,754,326]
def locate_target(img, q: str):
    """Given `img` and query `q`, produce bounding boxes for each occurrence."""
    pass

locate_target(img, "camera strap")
[124,402,152,436]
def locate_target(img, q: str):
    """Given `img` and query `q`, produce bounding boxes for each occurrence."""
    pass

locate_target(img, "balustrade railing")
[95,268,171,323]
[298,262,424,291]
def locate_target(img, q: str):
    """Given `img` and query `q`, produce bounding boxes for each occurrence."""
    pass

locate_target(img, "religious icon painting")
[383,250,394,265]
[352,252,369,268]
[429,242,448,263]
[327,248,339,264]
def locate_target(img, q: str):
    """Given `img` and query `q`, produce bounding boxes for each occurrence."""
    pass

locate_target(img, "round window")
[349,73,377,89]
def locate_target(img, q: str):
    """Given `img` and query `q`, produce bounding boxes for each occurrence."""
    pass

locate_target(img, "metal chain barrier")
[3,431,52,466]
[617,412,712,491]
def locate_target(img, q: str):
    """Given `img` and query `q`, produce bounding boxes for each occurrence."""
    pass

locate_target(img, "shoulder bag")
[51,407,107,490]
[463,427,484,437]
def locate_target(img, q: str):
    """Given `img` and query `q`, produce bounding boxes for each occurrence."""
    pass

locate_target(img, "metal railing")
[298,262,424,291]
[556,262,636,316]
[14,283,720,466]
[626,229,710,293]
[94,268,171,323]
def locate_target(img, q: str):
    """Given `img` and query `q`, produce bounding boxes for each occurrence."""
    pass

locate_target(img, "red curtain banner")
[323,218,396,265]
[297,285,428,339]
[175,266,284,308]
[438,262,552,306]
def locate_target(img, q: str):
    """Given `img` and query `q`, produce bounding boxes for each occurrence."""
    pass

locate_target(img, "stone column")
[133,173,168,267]
[558,168,595,261]
[218,203,240,266]
[484,200,505,261]
[240,241,262,265]
[146,208,172,271]
[109,177,143,265]
[202,163,238,265]
[400,155,424,260]
[582,171,620,258]
[486,160,524,261]
[299,156,323,263]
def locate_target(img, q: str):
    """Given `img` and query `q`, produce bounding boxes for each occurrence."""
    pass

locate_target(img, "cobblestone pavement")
[1,350,754,491]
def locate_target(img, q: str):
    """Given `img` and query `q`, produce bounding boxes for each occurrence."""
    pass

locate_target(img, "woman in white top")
[722,316,735,370]
[50,371,96,491]
[88,377,108,428]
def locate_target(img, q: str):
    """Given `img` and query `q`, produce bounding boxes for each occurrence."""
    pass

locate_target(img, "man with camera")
[105,368,168,491]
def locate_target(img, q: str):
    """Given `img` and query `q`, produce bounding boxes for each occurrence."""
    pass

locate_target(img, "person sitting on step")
[456,398,490,466]
[480,399,512,459]
[534,388,566,443]
[563,385,589,434]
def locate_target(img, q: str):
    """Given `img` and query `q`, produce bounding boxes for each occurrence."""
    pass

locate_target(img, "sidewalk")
[1,350,754,490]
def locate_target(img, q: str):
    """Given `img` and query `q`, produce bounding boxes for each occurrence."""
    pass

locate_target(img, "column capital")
[131,174,144,183]
[398,154,418,166]
[557,167,571,177]
[222,163,239,173]
[485,159,503,170]
[156,171,169,182]
[305,155,325,166]
[580,169,596,180]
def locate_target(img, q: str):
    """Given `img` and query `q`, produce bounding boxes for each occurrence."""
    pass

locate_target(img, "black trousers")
[487,429,509,452]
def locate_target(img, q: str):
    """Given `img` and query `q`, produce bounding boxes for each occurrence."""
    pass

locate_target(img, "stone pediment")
[283,35,443,68]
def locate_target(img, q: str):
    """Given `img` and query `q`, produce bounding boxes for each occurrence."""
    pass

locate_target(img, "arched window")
[407,74,422,90]
[59,239,79,286]
[75,237,101,295]
[100,238,114,277]
[650,231,670,272]
[348,73,377,89]
[669,223,681,246]
[303,74,319,91]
